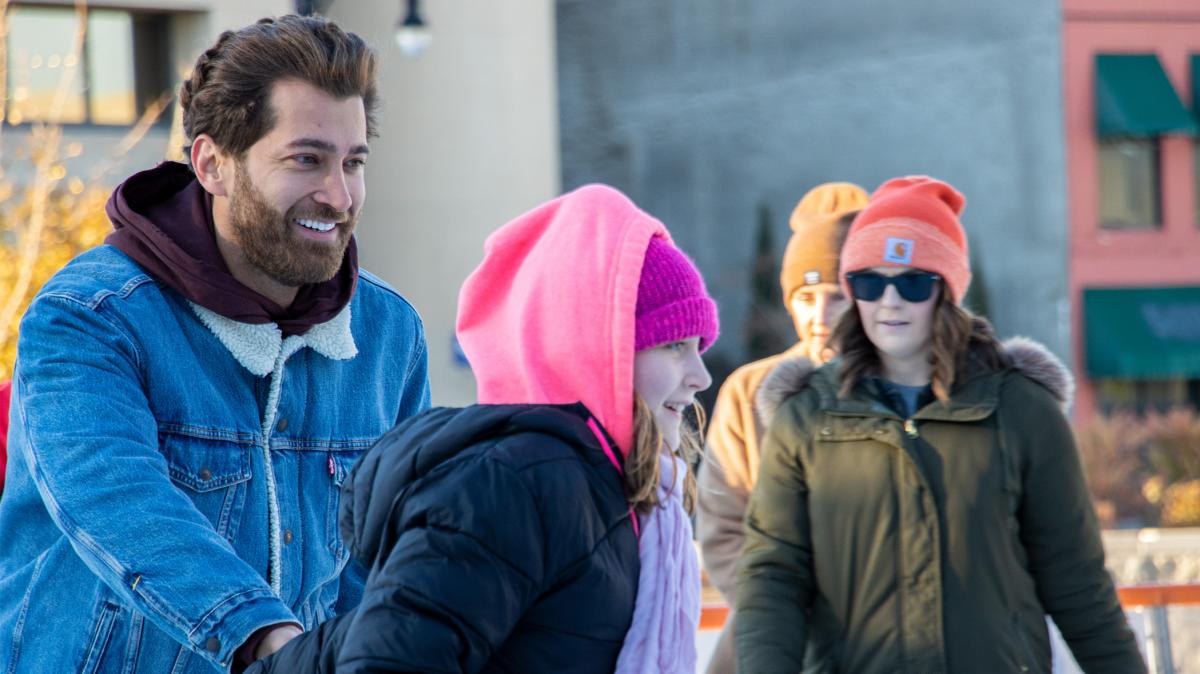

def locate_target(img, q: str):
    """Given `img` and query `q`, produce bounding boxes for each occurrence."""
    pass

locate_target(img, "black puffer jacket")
[248,403,639,674]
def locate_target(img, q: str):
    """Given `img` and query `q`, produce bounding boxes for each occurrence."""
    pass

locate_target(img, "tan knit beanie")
[780,182,869,302]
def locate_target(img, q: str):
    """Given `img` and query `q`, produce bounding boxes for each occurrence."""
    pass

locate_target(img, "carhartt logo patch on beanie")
[635,237,719,353]
[884,237,914,265]
[839,176,972,304]
[780,182,869,302]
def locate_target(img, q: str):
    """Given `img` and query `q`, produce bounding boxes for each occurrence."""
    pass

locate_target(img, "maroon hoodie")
[104,162,357,336]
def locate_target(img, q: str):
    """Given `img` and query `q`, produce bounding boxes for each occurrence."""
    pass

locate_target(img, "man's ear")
[191,134,232,197]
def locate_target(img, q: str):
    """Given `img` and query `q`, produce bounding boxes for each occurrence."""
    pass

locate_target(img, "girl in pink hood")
[249,184,718,674]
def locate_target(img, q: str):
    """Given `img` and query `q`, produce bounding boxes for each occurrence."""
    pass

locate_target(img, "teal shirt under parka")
[735,339,1145,674]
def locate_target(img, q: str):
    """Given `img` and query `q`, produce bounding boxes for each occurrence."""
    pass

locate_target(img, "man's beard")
[228,167,355,288]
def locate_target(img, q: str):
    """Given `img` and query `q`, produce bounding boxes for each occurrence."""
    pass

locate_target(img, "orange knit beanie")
[780,182,869,302]
[838,176,971,304]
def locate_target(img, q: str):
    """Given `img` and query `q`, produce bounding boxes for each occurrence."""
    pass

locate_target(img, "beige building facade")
[327,0,560,407]
[7,0,560,405]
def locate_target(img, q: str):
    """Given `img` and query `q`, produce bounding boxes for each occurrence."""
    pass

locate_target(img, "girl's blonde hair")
[624,394,706,515]
[829,288,1007,401]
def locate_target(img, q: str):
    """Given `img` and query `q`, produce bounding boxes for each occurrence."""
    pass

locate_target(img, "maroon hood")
[104,162,357,336]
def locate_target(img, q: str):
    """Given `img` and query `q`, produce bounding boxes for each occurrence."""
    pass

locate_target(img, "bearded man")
[0,16,430,673]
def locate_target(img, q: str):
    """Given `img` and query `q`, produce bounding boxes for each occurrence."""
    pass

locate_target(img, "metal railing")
[1119,584,1200,674]
[698,583,1200,673]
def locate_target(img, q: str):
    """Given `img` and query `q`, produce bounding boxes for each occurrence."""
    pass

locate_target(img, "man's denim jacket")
[0,245,431,673]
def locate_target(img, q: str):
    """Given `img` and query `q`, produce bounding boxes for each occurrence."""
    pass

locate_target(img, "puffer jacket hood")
[339,402,615,566]
[456,184,670,456]
[754,336,1075,429]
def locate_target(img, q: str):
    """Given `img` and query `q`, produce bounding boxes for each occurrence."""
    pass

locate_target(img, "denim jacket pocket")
[326,451,361,559]
[160,430,253,540]
[78,601,121,674]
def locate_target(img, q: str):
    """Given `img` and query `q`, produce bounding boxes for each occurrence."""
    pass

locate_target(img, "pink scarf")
[615,453,701,673]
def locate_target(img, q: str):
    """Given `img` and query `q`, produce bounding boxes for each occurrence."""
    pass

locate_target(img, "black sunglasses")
[845,271,941,302]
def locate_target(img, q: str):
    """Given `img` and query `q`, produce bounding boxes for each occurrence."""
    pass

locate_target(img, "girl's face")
[634,337,713,450]
[851,265,940,371]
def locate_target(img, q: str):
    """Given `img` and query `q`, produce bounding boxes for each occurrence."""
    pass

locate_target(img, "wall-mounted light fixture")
[294,0,334,16]
[394,0,432,58]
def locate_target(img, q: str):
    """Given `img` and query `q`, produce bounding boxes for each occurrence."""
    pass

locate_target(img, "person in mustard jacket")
[735,176,1145,673]
[696,182,867,673]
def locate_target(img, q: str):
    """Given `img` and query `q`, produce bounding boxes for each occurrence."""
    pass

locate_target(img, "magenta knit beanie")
[635,237,719,353]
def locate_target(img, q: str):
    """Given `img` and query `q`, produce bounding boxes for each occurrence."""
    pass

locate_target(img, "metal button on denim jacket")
[0,246,431,673]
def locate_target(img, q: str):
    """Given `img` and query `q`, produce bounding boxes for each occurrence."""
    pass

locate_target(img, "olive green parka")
[735,338,1145,674]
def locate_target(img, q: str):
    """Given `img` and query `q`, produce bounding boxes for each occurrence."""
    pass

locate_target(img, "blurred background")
[2,0,1199,670]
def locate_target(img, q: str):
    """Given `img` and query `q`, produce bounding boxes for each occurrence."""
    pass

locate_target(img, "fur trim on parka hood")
[754,336,1074,429]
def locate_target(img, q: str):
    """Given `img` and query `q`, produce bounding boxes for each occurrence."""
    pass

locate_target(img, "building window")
[1193,54,1200,228]
[1098,139,1161,229]
[1195,138,1200,227]
[4,6,172,126]
[1095,378,1199,415]
[1093,54,1193,230]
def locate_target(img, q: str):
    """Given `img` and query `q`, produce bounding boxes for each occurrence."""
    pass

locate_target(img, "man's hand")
[254,624,303,660]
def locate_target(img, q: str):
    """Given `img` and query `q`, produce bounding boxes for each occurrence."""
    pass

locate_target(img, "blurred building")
[558,0,1200,421]
[324,1,560,409]
[3,0,295,182]
[3,0,560,408]
[1063,0,1200,420]
[5,0,1200,418]
[557,0,1072,410]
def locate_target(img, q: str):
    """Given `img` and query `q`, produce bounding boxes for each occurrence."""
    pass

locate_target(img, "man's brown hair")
[180,14,378,158]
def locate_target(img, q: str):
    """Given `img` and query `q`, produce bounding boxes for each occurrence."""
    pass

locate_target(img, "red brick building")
[1064,0,1200,421]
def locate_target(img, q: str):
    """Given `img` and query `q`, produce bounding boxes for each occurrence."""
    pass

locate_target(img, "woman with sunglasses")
[734,176,1144,673]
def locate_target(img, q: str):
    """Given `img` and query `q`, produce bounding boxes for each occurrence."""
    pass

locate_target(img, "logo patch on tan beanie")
[884,237,914,264]
[804,270,821,285]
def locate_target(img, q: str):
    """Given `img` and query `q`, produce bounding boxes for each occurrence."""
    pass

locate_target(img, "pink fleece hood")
[457,184,669,456]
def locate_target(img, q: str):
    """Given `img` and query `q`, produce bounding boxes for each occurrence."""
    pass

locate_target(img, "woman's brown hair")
[624,395,706,515]
[829,283,1008,402]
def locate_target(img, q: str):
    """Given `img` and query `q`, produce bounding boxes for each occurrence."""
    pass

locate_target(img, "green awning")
[1193,54,1200,117]
[1095,54,1197,137]
[1084,286,1200,378]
